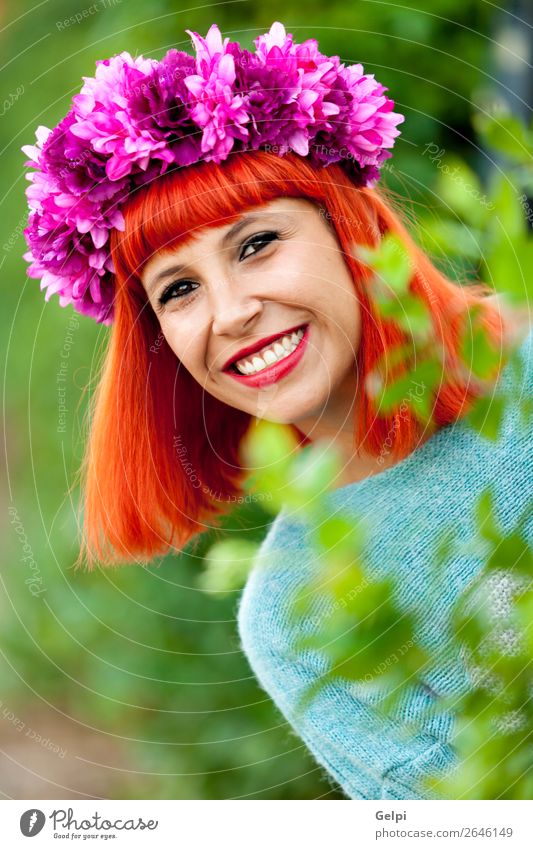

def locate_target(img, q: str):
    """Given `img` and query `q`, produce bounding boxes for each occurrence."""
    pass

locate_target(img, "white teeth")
[233,326,307,375]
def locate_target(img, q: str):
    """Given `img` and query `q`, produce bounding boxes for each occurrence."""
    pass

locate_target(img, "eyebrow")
[146,212,286,294]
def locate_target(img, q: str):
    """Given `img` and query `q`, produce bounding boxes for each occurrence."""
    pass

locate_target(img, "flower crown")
[21,21,404,324]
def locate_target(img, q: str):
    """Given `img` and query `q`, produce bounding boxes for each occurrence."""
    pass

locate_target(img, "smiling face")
[141,197,362,424]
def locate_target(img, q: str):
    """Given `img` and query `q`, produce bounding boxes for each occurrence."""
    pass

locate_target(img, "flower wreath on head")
[21,21,404,324]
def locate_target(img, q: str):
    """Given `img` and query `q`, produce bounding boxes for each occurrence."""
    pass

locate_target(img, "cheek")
[322,256,360,328]
[263,260,325,309]
[293,257,360,333]
[281,247,354,301]
[160,320,205,375]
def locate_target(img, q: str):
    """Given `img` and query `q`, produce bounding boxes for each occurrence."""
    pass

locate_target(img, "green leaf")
[486,531,533,574]
[474,489,502,543]
[459,317,502,380]
[395,294,433,340]
[378,357,440,422]
[199,538,260,594]
[358,234,412,293]
[483,236,531,304]
[239,420,302,511]
[418,218,483,262]
[435,156,491,228]
[288,442,343,502]
[240,419,298,470]
[315,515,366,561]
[466,394,506,441]
[519,396,533,428]
[475,112,533,165]
[487,173,526,241]
[515,588,533,657]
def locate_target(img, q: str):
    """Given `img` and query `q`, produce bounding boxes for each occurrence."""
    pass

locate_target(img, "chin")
[257,399,325,425]
[257,411,297,425]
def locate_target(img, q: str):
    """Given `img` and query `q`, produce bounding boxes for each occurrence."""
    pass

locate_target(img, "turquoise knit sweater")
[237,327,532,800]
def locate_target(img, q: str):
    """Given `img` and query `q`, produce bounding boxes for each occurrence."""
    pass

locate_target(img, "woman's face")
[141,197,361,424]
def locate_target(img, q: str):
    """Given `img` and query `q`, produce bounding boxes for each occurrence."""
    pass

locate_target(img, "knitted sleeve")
[237,327,532,800]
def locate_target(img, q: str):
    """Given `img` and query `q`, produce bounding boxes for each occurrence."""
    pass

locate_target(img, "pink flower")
[21,21,405,323]
[70,52,172,180]
[184,25,249,161]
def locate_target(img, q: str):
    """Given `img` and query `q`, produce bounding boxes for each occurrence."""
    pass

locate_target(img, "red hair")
[77,151,504,567]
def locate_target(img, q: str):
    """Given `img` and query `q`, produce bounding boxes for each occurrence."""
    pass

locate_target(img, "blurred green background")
[1,0,530,799]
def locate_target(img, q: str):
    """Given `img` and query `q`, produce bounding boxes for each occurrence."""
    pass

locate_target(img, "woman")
[22,21,531,799]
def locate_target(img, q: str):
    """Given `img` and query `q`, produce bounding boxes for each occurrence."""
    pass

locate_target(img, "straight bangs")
[111,150,375,296]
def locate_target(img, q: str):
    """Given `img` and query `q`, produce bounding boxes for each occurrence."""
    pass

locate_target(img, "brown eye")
[158,280,199,307]
[239,231,279,261]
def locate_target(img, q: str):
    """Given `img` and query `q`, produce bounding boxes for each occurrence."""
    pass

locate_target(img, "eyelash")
[156,231,280,308]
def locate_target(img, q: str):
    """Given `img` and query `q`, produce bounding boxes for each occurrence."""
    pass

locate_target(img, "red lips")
[224,324,310,388]
[222,323,308,372]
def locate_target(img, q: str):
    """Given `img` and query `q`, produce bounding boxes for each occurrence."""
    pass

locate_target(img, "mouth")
[223,323,310,388]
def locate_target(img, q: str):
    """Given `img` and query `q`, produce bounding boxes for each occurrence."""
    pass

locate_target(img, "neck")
[292,367,404,489]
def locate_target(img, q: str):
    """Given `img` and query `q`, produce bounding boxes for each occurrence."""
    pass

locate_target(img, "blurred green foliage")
[2,0,530,799]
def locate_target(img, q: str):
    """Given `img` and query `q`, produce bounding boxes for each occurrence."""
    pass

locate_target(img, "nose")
[210,284,264,338]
